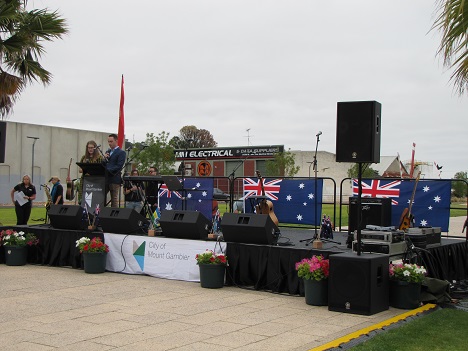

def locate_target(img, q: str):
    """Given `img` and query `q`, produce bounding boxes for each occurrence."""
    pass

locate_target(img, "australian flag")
[158,177,214,221]
[243,177,323,225]
[352,179,451,231]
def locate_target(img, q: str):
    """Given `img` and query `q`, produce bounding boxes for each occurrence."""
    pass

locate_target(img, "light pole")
[27,136,39,183]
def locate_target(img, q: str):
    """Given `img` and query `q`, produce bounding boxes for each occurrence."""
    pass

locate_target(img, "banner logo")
[132,240,146,270]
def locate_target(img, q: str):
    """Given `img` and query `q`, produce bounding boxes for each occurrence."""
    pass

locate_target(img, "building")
[0,121,112,204]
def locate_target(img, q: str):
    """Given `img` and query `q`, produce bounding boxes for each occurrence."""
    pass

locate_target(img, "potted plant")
[295,255,329,305]
[1,229,39,266]
[389,262,427,309]
[195,250,227,288]
[76,236,109,274]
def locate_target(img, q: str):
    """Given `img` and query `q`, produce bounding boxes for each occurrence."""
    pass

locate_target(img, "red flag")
[409,142,416,178]
[117,75,125,148]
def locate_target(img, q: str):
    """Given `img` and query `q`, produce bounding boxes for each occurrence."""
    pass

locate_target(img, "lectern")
[77,162,107,209]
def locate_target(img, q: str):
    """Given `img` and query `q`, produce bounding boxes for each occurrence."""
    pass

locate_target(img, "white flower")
[75,237,90,247]
[403,270,410,276]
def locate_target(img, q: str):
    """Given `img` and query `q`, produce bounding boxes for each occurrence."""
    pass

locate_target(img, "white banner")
[104,233,226,282]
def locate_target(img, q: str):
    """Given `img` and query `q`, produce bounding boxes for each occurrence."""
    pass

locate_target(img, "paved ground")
[1,264,422,351]
[1,217,464,350]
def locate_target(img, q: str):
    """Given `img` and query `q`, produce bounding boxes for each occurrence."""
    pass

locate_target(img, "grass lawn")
[350,308,468,350]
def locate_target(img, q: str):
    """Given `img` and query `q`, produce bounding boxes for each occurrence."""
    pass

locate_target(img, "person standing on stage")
[104,133,126,207]
[80,140,103,164]
[77,140,103,203]
[124,169,144,213]
[49,176,64,205]
[10,174,37,225]
[146,166,159,212]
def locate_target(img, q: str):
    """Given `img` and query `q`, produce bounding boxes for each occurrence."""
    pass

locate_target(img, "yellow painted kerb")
[309,304,437,351]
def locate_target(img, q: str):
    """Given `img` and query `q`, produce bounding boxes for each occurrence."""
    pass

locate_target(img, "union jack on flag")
[352,179,401,205]
[242,177,282,200]
[158,183,181,199]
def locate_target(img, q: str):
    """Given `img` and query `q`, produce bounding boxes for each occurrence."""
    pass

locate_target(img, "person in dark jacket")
[104,133,126,207]
[49,176,64,205]
[10,174,36,225]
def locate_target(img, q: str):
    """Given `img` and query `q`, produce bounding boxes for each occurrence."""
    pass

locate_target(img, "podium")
[77,162,107,210]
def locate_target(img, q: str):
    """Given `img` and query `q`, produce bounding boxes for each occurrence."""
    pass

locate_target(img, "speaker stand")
[355,162,364,255]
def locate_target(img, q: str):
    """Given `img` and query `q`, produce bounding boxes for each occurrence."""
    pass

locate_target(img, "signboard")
[197,161,212,176]
[175,145,284,160]
[105,233,226,282]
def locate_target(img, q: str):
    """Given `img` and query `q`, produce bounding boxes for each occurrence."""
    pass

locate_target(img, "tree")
[347,163,379,178]
[452,171,467,198]
[0,0,68,118]
[433,0,468,95]
[169,125,217,149]
[131,132,176,175]
[265,149,300,177]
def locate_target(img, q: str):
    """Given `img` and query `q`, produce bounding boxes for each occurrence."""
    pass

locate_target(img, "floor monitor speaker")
[48,205,86,230]
[221,213,278,245]
[328,252,389,315]
[336,101,381,163]
[99,207,149,234]
[159,210,211,240]
[348,197,392,233]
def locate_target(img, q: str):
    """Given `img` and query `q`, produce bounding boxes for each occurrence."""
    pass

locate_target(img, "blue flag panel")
[352,179,450,231]
[158,177,214,221]
[243,177,323,225]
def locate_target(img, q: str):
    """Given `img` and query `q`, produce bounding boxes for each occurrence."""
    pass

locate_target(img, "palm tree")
[0,0,68,118]
[433,0,468,95]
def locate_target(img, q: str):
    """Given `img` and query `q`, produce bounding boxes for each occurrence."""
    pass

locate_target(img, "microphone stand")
[300,132,340,247]
[228,154,249,212]
[180,139,193,211]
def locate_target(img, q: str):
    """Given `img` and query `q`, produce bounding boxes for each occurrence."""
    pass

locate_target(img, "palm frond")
[433,0,468,95]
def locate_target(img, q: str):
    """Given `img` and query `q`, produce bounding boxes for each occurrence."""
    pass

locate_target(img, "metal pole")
[27,136,39,183]
[307,161,314,179]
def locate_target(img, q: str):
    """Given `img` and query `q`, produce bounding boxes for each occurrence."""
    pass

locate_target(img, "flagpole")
[118,74,125,148]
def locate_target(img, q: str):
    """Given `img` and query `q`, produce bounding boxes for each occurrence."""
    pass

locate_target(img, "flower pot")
[303,278,328,306]
[83,252,107,274]
[199,264,226,289]
[389,280,421,309]
[4,246,28,266]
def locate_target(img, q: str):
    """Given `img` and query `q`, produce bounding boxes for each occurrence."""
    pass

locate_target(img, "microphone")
[94,144,101,150]
[126,146,132,151]
[316,131,322,137]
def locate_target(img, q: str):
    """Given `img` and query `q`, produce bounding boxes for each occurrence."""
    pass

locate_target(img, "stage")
[1,224,467,296]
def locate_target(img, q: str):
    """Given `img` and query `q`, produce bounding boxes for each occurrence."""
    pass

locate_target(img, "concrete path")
[1,264,413,351]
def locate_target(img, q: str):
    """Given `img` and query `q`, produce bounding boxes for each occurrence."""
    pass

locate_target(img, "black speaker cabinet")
[336,101,381,163]
[329,252,389,315]
[0,121,6,163]
[48,205,86,230]
[159,210,211,240]
[221,213,278,245]
[348,197,391,233]
[99,207,149,234]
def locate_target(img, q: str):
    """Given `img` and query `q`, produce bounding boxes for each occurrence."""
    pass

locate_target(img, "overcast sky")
[11,0,467,178]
